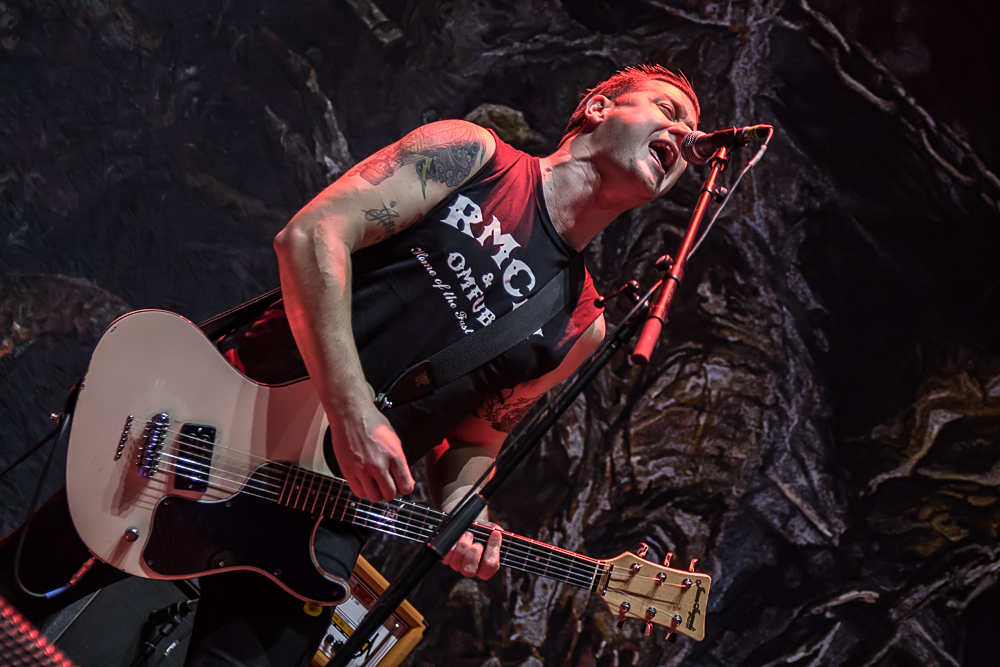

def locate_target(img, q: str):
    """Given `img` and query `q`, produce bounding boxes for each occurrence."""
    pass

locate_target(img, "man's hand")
[330,401,415,503]
[442,524,502,580]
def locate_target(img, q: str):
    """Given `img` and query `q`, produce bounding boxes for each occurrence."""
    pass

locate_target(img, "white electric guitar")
[65,310,712,640]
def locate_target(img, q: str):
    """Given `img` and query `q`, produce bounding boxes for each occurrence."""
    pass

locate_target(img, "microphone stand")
[328,147,730,667]
[632,146,729,364]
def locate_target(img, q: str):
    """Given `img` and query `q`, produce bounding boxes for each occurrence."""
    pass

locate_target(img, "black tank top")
[222,131,600,461]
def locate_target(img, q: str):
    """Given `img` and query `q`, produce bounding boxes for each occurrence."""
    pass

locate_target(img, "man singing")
[1,64,699,667]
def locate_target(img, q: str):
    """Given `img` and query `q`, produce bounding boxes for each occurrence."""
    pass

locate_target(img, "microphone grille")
[681,132,708,166]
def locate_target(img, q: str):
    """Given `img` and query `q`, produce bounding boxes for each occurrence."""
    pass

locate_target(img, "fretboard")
[276,465,605,591]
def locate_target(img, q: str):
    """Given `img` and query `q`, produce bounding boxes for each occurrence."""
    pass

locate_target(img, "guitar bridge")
[115,415,134,460]
[137,413,169,478]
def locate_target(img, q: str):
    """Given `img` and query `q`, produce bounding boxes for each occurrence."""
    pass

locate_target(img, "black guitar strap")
[197,254,582,409]
[377,254,581,407]
[197,287,283,342]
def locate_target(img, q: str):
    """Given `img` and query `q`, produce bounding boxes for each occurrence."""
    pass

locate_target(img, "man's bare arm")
[273,120,495,503]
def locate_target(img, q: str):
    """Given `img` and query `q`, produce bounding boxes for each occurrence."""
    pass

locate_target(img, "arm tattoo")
[362,200,400,241]
[476,391,540,433]
[350,123,485,198]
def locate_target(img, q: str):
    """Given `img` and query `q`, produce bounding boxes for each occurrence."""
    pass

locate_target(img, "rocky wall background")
[2,0,999,665]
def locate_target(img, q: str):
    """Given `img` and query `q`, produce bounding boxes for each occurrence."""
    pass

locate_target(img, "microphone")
[681,125,772,165]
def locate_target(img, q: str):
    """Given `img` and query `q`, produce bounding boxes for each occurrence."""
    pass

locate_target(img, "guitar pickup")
[173,424,216,492]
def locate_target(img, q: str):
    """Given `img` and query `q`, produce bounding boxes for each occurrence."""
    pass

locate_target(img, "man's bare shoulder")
[346,120,497,198]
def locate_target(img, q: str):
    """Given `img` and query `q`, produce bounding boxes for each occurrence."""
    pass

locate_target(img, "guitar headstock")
[598,548,711,641]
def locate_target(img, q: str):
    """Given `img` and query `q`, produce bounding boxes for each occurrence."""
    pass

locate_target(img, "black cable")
[0,423,61,480]
[688,129,773,257]
[11,381,97,599]
[11,411,71,599]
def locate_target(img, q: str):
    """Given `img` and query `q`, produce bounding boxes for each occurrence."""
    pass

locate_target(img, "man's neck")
[539,136,632,252]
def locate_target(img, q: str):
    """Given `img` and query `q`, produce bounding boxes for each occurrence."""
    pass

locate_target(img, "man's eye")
[658,104,675,118]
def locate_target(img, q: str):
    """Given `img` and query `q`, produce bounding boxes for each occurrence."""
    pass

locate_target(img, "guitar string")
[142,435,597,585]
[208,454,601,583]
[603,584,688,610]
[120,420,648,582]
[139,451,601,587]
[607,574,692,588]
[118,427,693,597]
[153,449,604,586]
[125,433,606,583]
[144,448,603,586]
[127,425,335,491]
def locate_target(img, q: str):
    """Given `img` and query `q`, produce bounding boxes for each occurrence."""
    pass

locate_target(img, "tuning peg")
[630,562,642,574]
[616,601,631,630]
[681,578,693,590]
[688,558,699,572]
[665,614,682,642]
[656,572,667,584]
[643,607,657,636]
[663,551,673,567]
[636,542,649,558]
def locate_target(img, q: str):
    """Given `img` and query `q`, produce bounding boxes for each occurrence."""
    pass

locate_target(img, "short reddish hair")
[561,65,700,143]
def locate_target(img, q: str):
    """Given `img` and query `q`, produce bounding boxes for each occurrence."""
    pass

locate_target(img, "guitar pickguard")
[142,465,351,606]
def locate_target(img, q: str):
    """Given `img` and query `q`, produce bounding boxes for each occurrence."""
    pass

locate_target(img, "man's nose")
[667,121,692,142]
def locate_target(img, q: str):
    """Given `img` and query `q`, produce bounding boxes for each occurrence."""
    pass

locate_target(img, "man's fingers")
[444,531,475,572]
[477,527,502,580]
[369,464,397,502]
[345,474,366,501]
[461,540,485,577]
[358,473,385,504]
[390,456,415,496]
[442,529,502,580]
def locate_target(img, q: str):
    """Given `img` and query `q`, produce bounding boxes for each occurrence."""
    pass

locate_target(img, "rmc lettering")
[441,194,536,298]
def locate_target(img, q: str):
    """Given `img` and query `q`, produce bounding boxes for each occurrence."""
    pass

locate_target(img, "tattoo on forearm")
[477,391,539,433]
[362,200,400,241]
[349,123,485,198]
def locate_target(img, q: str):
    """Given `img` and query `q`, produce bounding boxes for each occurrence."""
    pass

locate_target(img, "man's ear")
[582,95,612,128]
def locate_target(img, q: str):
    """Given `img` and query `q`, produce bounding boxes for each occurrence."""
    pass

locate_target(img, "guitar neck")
[278,466,606,591]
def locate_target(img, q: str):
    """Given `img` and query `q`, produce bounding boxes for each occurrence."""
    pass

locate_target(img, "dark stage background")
[2,0,999,665]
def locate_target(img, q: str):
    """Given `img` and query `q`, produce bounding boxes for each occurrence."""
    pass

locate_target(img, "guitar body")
[66,310,351,604]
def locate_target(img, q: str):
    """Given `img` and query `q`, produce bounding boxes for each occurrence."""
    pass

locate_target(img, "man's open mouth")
[649,140,675,174]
